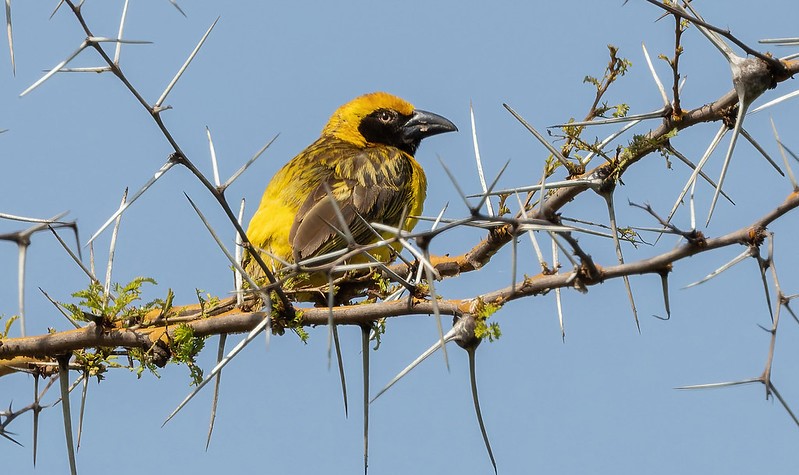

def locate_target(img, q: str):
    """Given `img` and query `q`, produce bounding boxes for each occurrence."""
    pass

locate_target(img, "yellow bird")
[243,92,457,287]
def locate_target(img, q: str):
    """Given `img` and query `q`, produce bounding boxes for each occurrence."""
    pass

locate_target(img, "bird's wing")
[289,149,412,263]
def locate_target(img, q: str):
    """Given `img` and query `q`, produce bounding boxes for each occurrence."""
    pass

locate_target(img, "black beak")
[401,109,458,142]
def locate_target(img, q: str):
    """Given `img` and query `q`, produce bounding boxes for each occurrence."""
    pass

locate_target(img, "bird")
[243,92,457,291]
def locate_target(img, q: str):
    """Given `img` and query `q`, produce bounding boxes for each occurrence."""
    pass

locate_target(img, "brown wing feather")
[289,191,353,262]
[289,145,415,263]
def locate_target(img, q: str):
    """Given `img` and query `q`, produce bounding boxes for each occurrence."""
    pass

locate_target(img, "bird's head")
[322,92,457,155]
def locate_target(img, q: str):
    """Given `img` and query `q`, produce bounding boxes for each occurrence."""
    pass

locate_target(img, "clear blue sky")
[3,1,799,474]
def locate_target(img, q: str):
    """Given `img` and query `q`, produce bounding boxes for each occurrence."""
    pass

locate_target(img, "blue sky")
[2,1,799,474]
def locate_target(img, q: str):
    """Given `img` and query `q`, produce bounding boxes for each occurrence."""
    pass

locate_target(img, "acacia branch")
[4,7,799,469]
[407,58,799,280]
[61,1,293,313]
[2,192,796,362]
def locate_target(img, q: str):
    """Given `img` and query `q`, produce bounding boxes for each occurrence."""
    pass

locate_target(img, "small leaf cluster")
[73,348,119,382]
[472,298,503,343]
[583,45,632,97]
[625,128,678,166]
[61,277,160,325]
[59,277,175,380]
[196,288,220,317]
[371,271,400,299]
[271,300,308,343]
[128,346,162,379]
[170,323,206,386]
[0,315,19,338]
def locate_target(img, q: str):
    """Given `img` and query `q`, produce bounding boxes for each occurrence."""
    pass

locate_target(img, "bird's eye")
[377,110,393,123]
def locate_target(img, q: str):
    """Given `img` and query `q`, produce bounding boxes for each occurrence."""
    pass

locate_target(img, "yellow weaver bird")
[243,92,457,288]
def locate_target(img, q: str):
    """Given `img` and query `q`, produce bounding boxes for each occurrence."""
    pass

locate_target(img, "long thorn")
[222,134,279,190]
[665,125,727,226]
[104,188,128,309]
[17,243,26,336]
[470,101,494,216]
[328,273,348,417]
[113,0,130,64]
[676,377,760,390]
[48,226,98,284]
[163,298,272,426]
[206,126,221,187]
[706,111,742,226]
[57,355,77,475]
[468,347,497,474]
[361,326,370,475]
[504,103,570,168]
[235,199,245,306]
[667,145,734,205]
[683,248,753,288]
[602,191,639,331]
[769,382,799,428]
[749,89,799,115]
[167,0,187,17]
[642,42,669,107]
[20,40,89,97]
[5,0,14,75]
[32,374,39,465]
[553,238,565,340]
[76,371,88,450]
[437,156,472,210]
[205,334,226,450]
[87,160,176,245]
[423,246,449,371]
[371,327,458,404]
[740,128,783,176]
[660,273,671,320]
[333,324,348,417]
[155,17,219,108]
[770,119,798,190]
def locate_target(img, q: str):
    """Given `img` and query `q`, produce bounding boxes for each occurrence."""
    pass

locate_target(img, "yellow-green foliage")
[73,348,118,381]
[60,277,176,380]
[625,128,678,163]
[371,271,400,297]
[1,315,19,338]
[291,310,309,343]
[371,318,387,350]
[472,298,503,343]
[196,289,220,317]
[128,347,161,379]
[171,323,206,386]
[61,277,160,324]
[271,304,308,343]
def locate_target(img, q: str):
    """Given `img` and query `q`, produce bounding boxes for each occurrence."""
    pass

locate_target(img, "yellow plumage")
[244,92,456,288]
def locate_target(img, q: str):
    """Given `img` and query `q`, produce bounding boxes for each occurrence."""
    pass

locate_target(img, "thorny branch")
[61,0,293,314]
[2,190,797,359]
[3,1,799,472]
[3,0,799,387]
